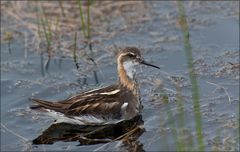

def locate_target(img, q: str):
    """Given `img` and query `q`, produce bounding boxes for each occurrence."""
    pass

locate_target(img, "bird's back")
[30,84,140,125]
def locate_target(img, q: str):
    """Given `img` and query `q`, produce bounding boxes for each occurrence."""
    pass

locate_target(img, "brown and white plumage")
[30,47,160,125]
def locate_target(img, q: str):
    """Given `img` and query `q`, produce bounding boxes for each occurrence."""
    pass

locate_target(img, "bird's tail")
[29,98,64,112]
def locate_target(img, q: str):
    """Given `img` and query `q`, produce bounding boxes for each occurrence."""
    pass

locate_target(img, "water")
[1,1,239,151]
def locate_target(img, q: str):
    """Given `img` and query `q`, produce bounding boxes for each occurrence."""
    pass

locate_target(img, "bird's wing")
[30,84,124,117]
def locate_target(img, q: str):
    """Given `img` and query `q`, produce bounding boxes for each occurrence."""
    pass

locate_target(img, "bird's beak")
[138,58,160,69]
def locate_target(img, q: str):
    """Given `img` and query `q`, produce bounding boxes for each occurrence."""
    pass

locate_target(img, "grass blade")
[87,0,91,41]
[77,0,87,38]
[176,1,205,151]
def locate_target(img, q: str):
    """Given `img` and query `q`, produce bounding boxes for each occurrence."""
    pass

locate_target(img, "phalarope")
[30,47,160,125]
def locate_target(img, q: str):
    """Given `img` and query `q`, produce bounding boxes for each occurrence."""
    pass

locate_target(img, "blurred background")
[1,1,239,151]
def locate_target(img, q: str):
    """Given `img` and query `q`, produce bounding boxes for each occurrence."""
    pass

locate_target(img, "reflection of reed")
[176,1,205,151]
[32,115,145,150]
[73,32,79,69]
[40,52,45,77]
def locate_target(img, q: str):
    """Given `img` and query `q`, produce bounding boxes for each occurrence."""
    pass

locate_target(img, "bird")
[30,47,160,125]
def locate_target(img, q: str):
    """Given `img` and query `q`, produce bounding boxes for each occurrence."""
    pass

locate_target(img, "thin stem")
[176,1,205,151]
[73,32,79,69]
[87,0,91,41]
[77,0,87,38]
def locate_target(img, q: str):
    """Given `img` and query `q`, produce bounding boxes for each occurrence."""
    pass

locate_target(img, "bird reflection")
[32,115,145,151]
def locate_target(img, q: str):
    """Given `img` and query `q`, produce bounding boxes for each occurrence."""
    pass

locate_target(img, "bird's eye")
[128,54,136,58]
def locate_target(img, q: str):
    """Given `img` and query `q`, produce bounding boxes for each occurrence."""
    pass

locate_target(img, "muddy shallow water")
[1,1,239,151]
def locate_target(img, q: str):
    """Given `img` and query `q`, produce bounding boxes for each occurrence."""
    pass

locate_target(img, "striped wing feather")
[30,84,124,118]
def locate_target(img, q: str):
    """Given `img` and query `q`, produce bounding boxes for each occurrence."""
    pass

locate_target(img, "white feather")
[45,109,123,125]
[100,89,120,95]
[121,102,128,110]
[123,61,136,79]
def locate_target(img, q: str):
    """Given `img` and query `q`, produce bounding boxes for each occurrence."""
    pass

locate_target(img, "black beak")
[139,59,160,69]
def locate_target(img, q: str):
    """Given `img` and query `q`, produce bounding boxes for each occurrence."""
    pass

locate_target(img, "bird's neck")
[118,62,137,91]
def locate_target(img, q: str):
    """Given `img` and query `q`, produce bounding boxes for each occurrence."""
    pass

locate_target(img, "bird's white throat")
[123,61,137,79]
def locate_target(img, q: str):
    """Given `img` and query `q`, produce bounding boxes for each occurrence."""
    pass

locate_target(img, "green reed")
[77,0,87,38]
[36,5,53,57]
[176,1,205,151]
[163,95,182,150]
[157,86,179,150]
[77,0,98,84]
[43,10,52,51]
[77,0,93,44]
[87,0,91,41]
[174,82,186,151]
[35,2,55,71]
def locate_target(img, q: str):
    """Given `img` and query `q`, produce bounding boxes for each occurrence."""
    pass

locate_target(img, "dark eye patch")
[128,53,136,58]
